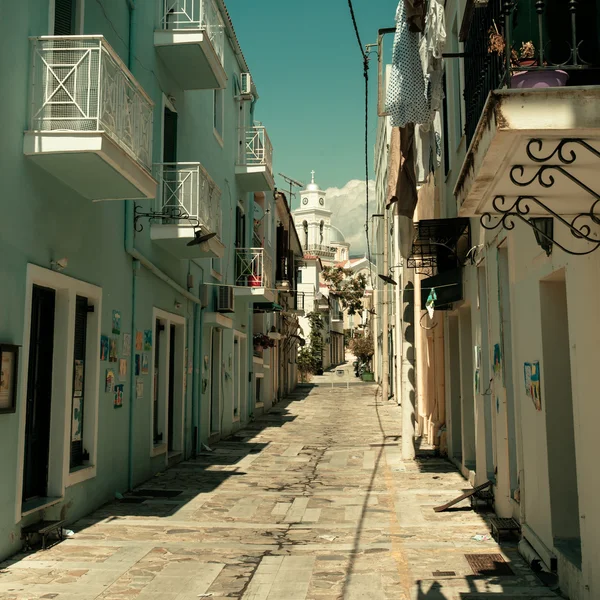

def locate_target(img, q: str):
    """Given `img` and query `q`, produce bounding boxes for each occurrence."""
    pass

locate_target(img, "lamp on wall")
[378,274,397,285]
[529,217,554,256]
[187,229,217,247]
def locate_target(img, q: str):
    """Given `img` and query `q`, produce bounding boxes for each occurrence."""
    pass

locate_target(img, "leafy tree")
[350,335,374,368]
[321,266,367,315]
[297,311,324,381]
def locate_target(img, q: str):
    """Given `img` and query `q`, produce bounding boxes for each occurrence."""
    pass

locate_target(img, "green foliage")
[350,335,374,364]
[253,333,275,348]
[297,311,324,380]
[321,266,367,315]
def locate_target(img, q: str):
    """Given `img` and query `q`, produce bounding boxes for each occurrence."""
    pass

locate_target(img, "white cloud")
[324,179,376,255]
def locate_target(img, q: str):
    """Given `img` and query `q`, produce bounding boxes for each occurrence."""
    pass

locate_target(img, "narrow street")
[0,365,557,600]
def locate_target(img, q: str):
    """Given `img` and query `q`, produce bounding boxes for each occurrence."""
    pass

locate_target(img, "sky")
[227,0,398,253]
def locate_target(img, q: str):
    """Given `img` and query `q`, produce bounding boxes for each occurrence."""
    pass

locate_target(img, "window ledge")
[211,269,222,281]
[67,464,96,487]
[21,496,63,519]
[151,443,167,458]
[213,129,224,148]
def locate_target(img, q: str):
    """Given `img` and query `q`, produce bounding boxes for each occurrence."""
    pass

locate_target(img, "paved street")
[0,366,557,600]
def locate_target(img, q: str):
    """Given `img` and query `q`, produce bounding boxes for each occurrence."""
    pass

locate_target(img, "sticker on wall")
[122,333,131,357]
[143,330,152,351]
[112,310,121,335]
[119,358,127,380]
[136,378,144,399]
[141,354,149,375]
[71,397,82,441]
[474,346,481,370]
[100,336,109,361]
[74,359,84,397]
[114,384,124,408]
[109,337,118,362]
[135,331,143,351]
[524,361,542,411]
[493,343,502,375]
[105,369,115,393]
[135,354,141,376]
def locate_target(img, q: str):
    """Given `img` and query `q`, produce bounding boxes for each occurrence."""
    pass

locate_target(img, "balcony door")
[163,104,178,163]
[51,0,83,35]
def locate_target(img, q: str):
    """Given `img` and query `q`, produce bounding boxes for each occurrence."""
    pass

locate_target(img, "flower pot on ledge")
[248,274,262,287]
[511,69,568,89]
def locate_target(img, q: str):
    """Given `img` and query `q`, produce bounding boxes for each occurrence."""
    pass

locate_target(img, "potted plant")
[253,333,275,352]
[488,25,568,89]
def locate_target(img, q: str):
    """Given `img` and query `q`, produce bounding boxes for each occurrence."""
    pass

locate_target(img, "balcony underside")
[234,287,275,304]
[24,131,157,201]
[151,224,225,259]
[235,166,275,192]
[456,87,600,217]
[154,31,226,90]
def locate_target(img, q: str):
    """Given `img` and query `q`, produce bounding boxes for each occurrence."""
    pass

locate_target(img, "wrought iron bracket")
[133,204,199,233]
[480,139,600,255]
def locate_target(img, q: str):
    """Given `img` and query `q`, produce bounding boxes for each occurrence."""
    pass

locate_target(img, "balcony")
[305,244,337,259]
[24,37,156,201]
[235,248,275,303]
[457,0,600,230]
[149,163,224,259]
[154,0,226,90]
[236,126,275,192]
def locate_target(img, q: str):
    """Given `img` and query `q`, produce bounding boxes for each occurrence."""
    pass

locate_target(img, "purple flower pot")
[511,69,569,89]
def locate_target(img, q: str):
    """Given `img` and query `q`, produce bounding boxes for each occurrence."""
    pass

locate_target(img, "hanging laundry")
[386,0,430,128]
[420,0,446,113]
[404,0,426,33]
[387,125,418,218]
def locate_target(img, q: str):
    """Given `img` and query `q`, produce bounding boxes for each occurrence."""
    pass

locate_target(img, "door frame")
[16,265,102,523]
[149,308,186,461]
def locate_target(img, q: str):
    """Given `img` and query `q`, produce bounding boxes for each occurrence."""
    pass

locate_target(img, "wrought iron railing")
[158,0,225,64]
[463,0,600,146]
[235,248,273,289]
[294,292,305,312]
[306,243,337,258]
[152,163,221,235]
[29,36,154,171]
[238,126,273,175]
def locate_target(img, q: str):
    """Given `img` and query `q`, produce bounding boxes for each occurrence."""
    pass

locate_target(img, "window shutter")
[70,295,88,469]
[54,0,76,35]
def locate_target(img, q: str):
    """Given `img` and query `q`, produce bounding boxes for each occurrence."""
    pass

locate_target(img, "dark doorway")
[168,325,176,451]
[23,285,56,502]
[153,319,163,445]
[163,106,178,163]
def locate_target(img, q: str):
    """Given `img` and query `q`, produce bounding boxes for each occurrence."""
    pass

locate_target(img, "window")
[51,0,83,35]
[213,89,224,141]
[450,17,464,146]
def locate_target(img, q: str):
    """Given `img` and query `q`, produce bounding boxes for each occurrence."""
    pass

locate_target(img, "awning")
[253,302,283,313]
[407,218,470,274]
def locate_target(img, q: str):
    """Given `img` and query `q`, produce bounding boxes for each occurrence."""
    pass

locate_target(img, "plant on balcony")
[253,333,275,350]
[321,266,367,315]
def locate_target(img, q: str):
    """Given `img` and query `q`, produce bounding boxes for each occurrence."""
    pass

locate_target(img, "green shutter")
[54,0,76,35]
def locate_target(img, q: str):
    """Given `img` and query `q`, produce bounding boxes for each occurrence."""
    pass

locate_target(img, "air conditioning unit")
[216,285,234,313]
[240,73,252,95]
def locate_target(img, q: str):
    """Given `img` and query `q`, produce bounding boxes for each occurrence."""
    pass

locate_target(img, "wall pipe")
[125,0,201,490]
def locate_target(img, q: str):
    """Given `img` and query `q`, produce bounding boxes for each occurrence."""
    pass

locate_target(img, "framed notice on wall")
[0,345,19,414]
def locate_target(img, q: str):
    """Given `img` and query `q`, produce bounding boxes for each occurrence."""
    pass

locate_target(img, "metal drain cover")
[432,571,456,577]
[465,553,514,576]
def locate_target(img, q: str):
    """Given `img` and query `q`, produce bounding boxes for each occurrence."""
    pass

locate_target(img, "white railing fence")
[159,0,224,63]
[29,36,153,171]
[153,163,221,236]
[239,126,273,174]
[236,248,273,289]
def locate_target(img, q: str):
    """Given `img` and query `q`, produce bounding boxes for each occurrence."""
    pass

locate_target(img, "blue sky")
[227,0,398,205]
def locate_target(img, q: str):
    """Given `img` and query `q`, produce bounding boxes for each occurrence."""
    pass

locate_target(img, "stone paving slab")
[0,365,559,599]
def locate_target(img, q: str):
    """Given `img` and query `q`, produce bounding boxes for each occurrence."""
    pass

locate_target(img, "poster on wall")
[474,369,480,394]
[135,354,141,376]
[136,378,144,399]
[142,354,149,375]
[135,331,143,351]
[119,358,127,380]
[122,333,131,357]
[493,344,502,375]
[105,369,115,393]
[143,330,152,351]
[112,310,121,335]
[74,359,84,397]
[100,336,109,361]
[524,361,542,411]
[109,337,118,362]
[474,346,481,370]
[71,397,82,441]
[114,384,124,408]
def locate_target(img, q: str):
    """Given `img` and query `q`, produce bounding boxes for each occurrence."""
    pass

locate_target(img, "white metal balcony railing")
[306,243,337,258]
[236,248,272,289]
[153,163,221,236]
[238,126,273,174]
[159,0,225,64]
[29,36,153,171]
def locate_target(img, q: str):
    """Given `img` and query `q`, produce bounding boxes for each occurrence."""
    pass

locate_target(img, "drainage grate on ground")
[131,489,183,498]
[465,553,514,576]
[432,571,456,577]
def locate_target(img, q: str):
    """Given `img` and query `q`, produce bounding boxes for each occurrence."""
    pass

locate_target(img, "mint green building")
[0,0,290,560]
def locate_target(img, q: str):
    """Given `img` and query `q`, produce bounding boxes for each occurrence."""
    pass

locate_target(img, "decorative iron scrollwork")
[133,204,199,233]
[480,138,600,255]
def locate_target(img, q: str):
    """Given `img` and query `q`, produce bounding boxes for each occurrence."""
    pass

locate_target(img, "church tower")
[292,171,336,263]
